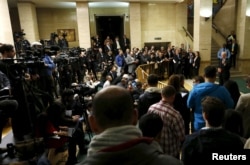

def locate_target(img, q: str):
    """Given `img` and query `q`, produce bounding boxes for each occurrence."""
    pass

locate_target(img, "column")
[129,3,142,48]
[76,2,91,49]
[236,0,250,72]
[17,2,39,43]
[193,0,212,62]
[0,0,14,45]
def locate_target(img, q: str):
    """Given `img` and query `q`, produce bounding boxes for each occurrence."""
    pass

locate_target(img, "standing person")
[186,48,195,79]
[235,76,250,138]
[187,65,234,132]
[192,51,201,77]
[168,74,190,135]
[217,43,231,60]
[82,86,181,165]
[115,49,125,77]
[173,48,182,74]
[218,51,231,85]
[223,80,241,108]
[137,74,161,119]
[148,85,185,159]
[113,36,122,56]
[121,34,130,52]
[229,39,238,68]
[96,47,107,72]
[182,96,244,165]
[39,49,56,99]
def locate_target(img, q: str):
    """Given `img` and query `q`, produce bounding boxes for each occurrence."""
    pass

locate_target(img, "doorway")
[95,15,124,42]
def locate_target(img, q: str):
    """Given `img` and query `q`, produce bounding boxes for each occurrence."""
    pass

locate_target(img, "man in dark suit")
[121,34,130,52]
[229,39,238,68]
[113,36,122,56]
[218,51,231,85]
[104,41,113,54]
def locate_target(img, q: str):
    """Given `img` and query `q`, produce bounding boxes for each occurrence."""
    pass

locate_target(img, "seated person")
[0,71,18,148]
[46,89,87,165]
[81,86,181,165]
[181,96,244,165]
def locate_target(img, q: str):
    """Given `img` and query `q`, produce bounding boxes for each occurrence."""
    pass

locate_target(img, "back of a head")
[161,85,176,98]
[193,75,205,84]
[147,74,158,86]
[92,86,134,130]
[168,74,180,92]
[139,113,163,138]
[62,88,74,98]
[0,44,14,54]
[223,80,240,98]
[204,66,217,79]
[201,96,225,127]
[222,110,244,136]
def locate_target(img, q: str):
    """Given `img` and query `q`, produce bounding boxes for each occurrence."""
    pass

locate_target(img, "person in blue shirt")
[115,49,125,77]
[39,49,56,100]
[187,65,234,131]
[217,43,231,59]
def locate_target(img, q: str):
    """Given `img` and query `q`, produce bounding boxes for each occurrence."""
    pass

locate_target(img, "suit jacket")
[104,44,113,53]
[193,56,200,69]
[230,43,238,55]
[218,58,231,79]
[235,93,250,138]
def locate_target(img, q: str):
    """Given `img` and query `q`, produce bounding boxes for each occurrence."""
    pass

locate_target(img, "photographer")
[58,33,69,51]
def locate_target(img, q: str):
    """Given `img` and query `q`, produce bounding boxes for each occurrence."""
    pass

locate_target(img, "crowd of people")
[0,32,249,165]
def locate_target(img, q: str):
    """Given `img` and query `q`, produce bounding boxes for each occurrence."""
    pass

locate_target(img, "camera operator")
[78,49,88,84]
[14,30,31,58]
[48,32,58,46]
[86,48,98,80]
[58,33,69,51]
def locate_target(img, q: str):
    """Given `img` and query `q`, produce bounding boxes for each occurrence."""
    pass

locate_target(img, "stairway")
[211,40,247,78]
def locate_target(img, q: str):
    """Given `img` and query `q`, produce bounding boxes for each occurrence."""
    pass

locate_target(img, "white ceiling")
[8,0,184,8]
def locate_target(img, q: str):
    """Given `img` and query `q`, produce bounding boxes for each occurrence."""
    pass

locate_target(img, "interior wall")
[213,0,236,37]
[36,8,79,47]
[140,2,187,48]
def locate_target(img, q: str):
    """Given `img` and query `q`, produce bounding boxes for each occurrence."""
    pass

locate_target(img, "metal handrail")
[182,26,193,41]
[212,23,227,40]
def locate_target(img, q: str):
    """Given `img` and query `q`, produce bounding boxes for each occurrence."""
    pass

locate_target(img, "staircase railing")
[183,26,193,41]
[212,23,227,40]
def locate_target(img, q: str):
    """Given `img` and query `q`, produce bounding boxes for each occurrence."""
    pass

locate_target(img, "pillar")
[193,0,212,62]
[0,0,14,45]
[17,2,39,43]
[76,2,91,49]
[129,3,142,48]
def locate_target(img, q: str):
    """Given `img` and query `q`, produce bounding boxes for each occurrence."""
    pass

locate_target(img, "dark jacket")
[181,128,244,165]
[137,87,161,119]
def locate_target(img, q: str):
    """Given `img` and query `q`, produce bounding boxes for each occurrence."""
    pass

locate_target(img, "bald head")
[92,86,135,130]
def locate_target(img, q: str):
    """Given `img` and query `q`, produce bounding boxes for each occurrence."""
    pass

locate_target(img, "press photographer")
[14,29,31,58]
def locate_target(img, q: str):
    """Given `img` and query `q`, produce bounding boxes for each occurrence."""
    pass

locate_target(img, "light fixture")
[200,0,212,18]
[246,0,250,16]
